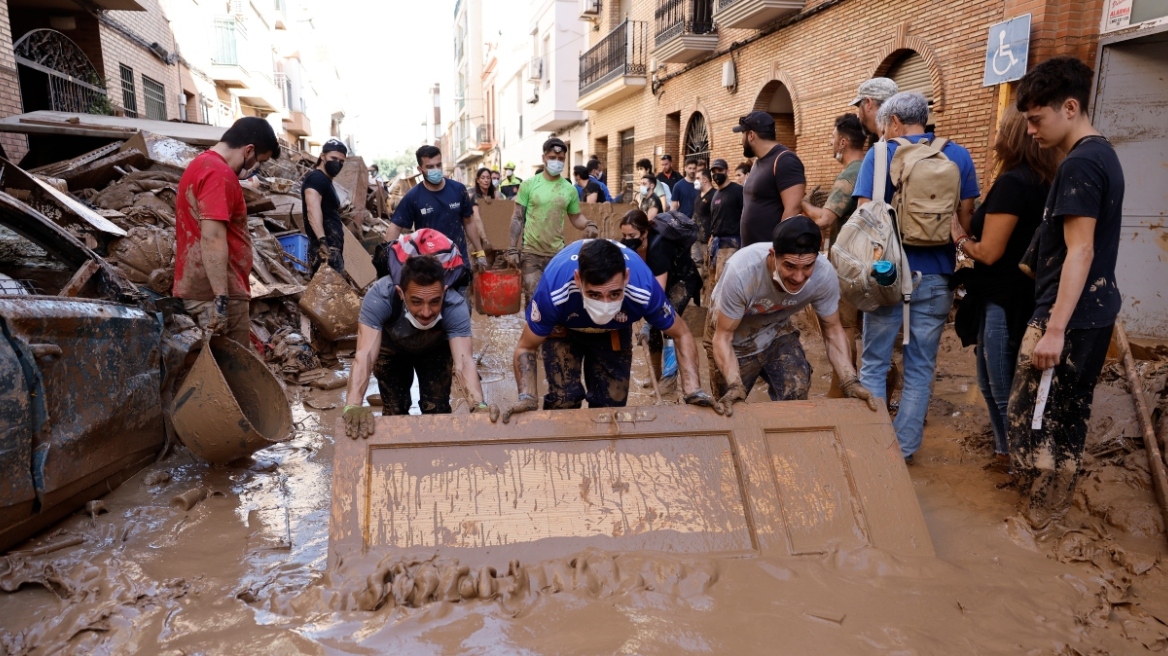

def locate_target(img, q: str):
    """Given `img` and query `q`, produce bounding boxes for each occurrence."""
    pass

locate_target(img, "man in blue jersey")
[494,239,723,422]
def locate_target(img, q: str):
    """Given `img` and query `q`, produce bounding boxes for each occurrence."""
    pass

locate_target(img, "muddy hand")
[583,222,600,239]
[343,405,375,440]
[206,294,230,335]
[472,402,500,423]
[473,256,489,273]
[717,382,747,417]
[840,378,879,412]
[504,248,521,269]
[499,394,538,424]
[318,243,332,264]
[684,390,725,415]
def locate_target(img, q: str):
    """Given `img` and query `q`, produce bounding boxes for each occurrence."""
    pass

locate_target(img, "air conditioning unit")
[527,56,544,83]
[526,87,540,104]
[579,0,601,20]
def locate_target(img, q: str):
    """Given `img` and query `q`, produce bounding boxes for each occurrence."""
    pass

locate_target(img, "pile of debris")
[0,114,390,385]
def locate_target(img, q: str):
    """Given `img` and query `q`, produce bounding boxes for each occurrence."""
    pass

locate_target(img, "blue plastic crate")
[277,233,309,273]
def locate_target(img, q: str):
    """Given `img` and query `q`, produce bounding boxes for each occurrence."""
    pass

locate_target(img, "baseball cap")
[321,138,348,155]
[772,215,822,255]
[660,154,672,161]
[850,78,898,106]
[710,158,729,171]
[542,137,567,154]
[732,111,776,134]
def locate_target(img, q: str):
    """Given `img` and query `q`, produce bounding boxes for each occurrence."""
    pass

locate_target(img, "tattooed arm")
[498,325,546,423]
[506,203,527,267]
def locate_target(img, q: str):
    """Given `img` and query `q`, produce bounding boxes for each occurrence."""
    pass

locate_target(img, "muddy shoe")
[904,455,914,465]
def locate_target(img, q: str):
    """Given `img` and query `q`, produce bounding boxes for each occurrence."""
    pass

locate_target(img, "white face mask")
[639,185,649,195]
[773,267,806,296]
[582,296,623,324]
[694,179,701,190]
[404,308,442,330]
[545,159,565,176]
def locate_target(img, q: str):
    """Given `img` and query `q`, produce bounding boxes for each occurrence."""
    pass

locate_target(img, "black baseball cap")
[660,154,672,161]
[732,111,776,134]
[772,215,822,255]
[710,158,729,171]
[542,137,567,154]
[321,138,348,155]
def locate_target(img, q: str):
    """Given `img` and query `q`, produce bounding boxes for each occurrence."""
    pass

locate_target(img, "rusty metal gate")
[14,29,110,115]
[329,400,933,569]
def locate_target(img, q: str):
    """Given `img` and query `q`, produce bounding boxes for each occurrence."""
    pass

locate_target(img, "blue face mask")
[424,169,444,185]
[545,159,564,176]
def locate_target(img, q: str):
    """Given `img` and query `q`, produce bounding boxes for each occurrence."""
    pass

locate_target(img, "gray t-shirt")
[710,244,839,357]
[358,277,473,354]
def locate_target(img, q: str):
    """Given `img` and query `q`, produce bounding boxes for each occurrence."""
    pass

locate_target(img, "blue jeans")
[976,301,1016,455]
[860,274,953,458]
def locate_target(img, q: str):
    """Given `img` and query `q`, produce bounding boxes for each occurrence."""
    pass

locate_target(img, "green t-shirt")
[823,159,863,238]
[515,173,581,256]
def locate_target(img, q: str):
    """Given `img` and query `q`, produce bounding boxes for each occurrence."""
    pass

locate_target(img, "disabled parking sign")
[983,14,1031,86]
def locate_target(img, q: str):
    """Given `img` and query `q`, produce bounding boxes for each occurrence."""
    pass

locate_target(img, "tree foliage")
[372,150,418,179]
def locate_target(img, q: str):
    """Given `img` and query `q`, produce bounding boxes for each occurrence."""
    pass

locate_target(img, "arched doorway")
[883,50,935,131]
[753,81,797,151]
[684,112,710,167]
[14,29,109,115]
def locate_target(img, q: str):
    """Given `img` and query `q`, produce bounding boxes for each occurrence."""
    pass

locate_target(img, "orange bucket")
[474,268,522,316]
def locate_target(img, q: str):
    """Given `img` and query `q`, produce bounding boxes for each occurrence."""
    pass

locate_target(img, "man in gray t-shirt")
[704,216,877,412]
[342,256,492,438]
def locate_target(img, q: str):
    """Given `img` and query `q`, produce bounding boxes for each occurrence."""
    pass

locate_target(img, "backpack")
[890,137,961,247]
[373,228,468,289]
[651,210,699,250]
[831,142,915,340]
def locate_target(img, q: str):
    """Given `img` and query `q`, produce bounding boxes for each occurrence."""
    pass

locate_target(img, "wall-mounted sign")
[1106,0,1133,31]
[983,14,1031,86]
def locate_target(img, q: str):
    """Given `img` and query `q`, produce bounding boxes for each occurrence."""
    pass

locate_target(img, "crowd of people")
[169,53,1125,533]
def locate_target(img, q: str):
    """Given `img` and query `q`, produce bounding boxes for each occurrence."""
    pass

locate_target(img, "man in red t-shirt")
[174,117,280,345]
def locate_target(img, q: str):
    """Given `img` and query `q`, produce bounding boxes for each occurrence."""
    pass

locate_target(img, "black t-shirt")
[693,188,715,242]
[581,179,603,202]
[640,192,663,215]
[301,169,344,250]
[1032,136,1125,330]
[657,169,683,191]
[969,164,1049,305]
[740,144,806,246]
[710,182,744,238]
[647,230,701,302]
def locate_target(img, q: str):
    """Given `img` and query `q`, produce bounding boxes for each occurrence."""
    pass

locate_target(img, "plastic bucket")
[474,268,522,316]
[170,336,292,464]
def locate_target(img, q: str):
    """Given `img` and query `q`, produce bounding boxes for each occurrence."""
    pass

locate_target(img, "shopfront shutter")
[887,52,935,129]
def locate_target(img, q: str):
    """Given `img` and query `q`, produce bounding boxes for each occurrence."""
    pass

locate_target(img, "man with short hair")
[657,154,683,191]
[735,161,752,186]
[589,155,607,185]
[1007,56,1126,530]
[342,255,490,438]
[670,156,701,217]
[573,165,603,203]
[692,168,716,281]
[586,159,614,202]
[174,116,280,345]
[494,239,721,422]
[302,138,348,274]
[736,111,806,247]
[499,162,523,199]
[491,169,501,189]
[706,216,877,412]
[853,91,980,463]
[388,145,489,285]
[708,158,743,288]
[505,138,600,300]
[636,158,673,207]
[851,77,899,142]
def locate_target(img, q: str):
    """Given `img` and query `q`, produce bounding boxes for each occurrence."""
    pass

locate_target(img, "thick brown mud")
[2,313,1168,654]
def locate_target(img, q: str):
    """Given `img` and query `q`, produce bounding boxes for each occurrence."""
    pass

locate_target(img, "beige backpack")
[890,137,961,247]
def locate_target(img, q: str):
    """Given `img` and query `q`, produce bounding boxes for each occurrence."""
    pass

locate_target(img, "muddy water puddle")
[3,314,1168,654]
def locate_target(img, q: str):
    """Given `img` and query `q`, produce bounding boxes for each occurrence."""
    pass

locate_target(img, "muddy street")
[2,312,1167,655]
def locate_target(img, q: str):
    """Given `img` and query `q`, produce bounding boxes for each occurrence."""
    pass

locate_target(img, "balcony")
[654,0,717,64]
[283,110,311,137]
[713,0,802,29]
[210,18,282,110]
[578,19,649,111]
[476,124,494,150]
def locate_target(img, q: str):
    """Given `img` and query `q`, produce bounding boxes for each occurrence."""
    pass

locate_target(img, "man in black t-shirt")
[708,158,744,290]
[1007,57,1126,531]
[656,154,684,191]
[692,168,716,280]
[734,111,806,246]
[302,139,349,273]
[573,165,603,203]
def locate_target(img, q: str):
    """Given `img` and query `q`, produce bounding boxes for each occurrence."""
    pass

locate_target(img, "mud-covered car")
[0,191,193,551]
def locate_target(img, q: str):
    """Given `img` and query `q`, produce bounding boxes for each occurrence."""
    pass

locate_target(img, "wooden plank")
[0,157,127,237]
[342,227,376,290]
[57,260,101,298]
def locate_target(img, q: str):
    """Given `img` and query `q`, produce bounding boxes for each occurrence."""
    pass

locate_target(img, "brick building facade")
[585,0,1105,197]
[0,0,24,159]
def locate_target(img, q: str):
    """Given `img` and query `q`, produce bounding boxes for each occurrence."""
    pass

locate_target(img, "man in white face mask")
[494,239,723,423]
[706,215,878,414]
[342,252,492,438]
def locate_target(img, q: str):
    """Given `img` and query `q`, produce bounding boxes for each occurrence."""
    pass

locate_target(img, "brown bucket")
[170,336,292,464]
[299,264,361,341]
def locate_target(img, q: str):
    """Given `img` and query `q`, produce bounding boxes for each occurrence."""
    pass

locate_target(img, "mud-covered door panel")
[0,298,163,508]
[330,401,934,569]
[0,328,35,530]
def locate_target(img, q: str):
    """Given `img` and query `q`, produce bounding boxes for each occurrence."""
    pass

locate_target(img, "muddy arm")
[462,211,486,254]
[711,310,743,387]
[345,324,382,406]
[200,219,230,296]
[509,204,527,251]
[450,336,484,405]
[662,318,703,396]
[818,311,858,382]
[513,325,545,398]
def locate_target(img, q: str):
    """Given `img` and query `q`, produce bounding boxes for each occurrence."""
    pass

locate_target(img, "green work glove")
[343,405,375,440]
[497,394,538,424]
[717,381,748,418]
[840,378,880,412]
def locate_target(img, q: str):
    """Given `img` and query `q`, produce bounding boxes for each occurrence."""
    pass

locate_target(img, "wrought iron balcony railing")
[579,19,649,96]
[655,0,715,45]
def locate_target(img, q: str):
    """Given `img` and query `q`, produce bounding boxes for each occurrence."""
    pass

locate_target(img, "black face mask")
[712,172,728,186]
[324,160,344,177]
[621,237,643,251]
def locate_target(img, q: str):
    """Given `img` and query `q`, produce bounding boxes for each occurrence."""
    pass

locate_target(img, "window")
[119,65,137,118]
[619,128,635,192]
[142,75,167,121]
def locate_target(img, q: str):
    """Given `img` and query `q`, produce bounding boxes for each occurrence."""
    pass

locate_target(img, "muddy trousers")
[703,325,812,401]
[542,327,634,409]
[1006,324,1112,529]
[183,298,251,347]
[373,342,454,415]
[520,252,553,305]
[647,282,693,382]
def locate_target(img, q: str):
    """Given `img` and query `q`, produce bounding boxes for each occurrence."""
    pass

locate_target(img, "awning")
[0,111,226,147]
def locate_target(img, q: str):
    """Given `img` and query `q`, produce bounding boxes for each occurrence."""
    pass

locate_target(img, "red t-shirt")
[173,150,251,300]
